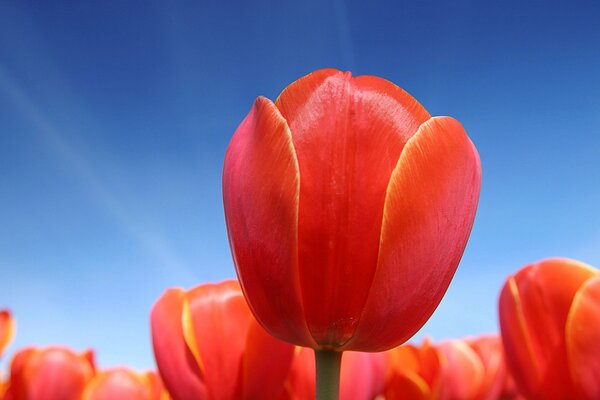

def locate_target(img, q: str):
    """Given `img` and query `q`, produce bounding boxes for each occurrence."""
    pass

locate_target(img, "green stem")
[315,349,342,400]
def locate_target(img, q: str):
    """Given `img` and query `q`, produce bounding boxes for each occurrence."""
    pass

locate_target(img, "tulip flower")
[381,339,444,399]
[0,310,15,359]
[438,336,511,400]
[150,280,295,400]
[499,258,600,399]
[82,368,167,400]
[3,346,95,400]
[281,347,388,400]
[223,68,481,399]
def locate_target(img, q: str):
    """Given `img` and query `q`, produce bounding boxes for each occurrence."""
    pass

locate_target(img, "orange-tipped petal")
[82,369,160,400]
[566,275,600,399]
[0,310,15,358]
[182,280,251,400]
[499,258,597,399]
[7,347,95,400]
[438,340,485,400]
[222,96,314,347]
[467,336,507,400]
[275,69,430,346]
[242,319,294,400]
[150,288,206,400]
[347,116,481,351]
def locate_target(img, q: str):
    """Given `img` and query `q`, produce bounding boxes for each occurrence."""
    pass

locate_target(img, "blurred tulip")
[3,346,95,400]
[151,280,295,400]
[438,336,511,400]
[382,339,444,399]
[223,68,481,352]
[0,310,15,359]
[282,347,388,400]
[499,258,599,399]
[82,368,167,400]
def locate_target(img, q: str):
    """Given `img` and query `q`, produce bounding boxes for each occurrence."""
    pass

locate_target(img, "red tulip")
[0,310,15,359]
[499,258,599,399]
[382,338,444,399]
[82,368,167,400]
[3,346,95,400]
[281,347,388,400]
[438,336,511,400]
[223,68,481,351]
[150,280,295,400]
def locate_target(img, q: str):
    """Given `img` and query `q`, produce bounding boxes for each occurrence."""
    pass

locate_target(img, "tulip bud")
[223,68,481,352]
[150,280,295,400]
[499,258,600,399]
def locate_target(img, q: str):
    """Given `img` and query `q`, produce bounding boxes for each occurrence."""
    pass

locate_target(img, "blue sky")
[1,1,599,370]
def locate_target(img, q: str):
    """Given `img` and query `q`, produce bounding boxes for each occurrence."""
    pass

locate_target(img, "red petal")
[8,347,94,400]
[82,369,154,400]
[150,288,206,400]
[438,340,485,400]
[346,116,481,351]
[276,69,430,346]
[499,258,597,399]
[0,310,15,358]
[340,351,389,400]
[223,96,314,347]
[242,319,295,399]
[467,336,506,400]
[182,280,251,400]
[566,275,600,399]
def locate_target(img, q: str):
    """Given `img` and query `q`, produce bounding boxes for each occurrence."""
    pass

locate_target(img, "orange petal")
[242,319,295,400]
[346,116,481,351]
[222,96,314,347]
[499,258,597,399]
[182,280,251,400]
[467,335,506,400]
[82,369,157,400]
[150,288,206,400]
[438,340,485,400]
[566,275,600,399]
[282,347,315,400]
[7,347,95,400]
[275,69,430,346]
[0,310,15,358]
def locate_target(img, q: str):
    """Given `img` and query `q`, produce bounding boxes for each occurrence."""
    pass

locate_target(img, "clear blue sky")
[1,1,599,370]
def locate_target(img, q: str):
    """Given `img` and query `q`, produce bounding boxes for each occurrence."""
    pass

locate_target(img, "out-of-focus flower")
[499,258,600,399]
[381,336,513,400]
[151,280,295,400]
[3,346,95,400]
[281,347,388,400]
[438,336,511,400]
[0,310,15,359]
[381,339,444,399]
[223,68,481,352]
[82,368,168,400]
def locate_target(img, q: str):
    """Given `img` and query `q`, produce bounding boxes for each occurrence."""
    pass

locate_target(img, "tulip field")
[2,2,599,400]
[2,68,599,400]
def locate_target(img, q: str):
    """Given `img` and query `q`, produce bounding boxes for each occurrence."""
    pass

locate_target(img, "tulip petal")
[0,310,15,358]
[275,69,431,346]
[499,258,596,399]
[566,275,600,399]
[346,116,481,351]
[150,288,206,400]
[467,336,506,400]
[82,369,155,400]
[241,319,294,400]
[438,340,485,400]
[8,347,95,400]
[223,96,315,347]
[340,351,389,400]
[182,281,251,400]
